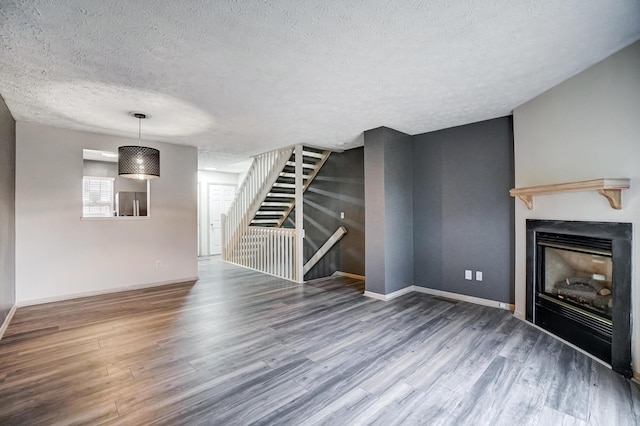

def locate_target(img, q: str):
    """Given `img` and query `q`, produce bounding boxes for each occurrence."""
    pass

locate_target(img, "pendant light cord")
[130,112,147,147]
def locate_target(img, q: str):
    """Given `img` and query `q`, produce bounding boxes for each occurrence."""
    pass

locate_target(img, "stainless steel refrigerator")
[116,191,148,216]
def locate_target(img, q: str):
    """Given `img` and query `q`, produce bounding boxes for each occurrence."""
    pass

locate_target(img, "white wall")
[15,123,198,303]
[513,41,640,374]
[197,170,239,186]
[236,168,249,188]
[0,95,16,327]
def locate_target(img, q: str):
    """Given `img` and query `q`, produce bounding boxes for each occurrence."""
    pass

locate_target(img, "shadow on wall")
[284,147,365,280]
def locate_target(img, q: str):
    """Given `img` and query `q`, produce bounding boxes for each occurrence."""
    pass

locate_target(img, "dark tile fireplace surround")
[526,220,632,377]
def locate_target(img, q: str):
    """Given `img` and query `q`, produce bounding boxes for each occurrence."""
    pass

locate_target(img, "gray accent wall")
[286,148,365,280]
[364,127,414,295]
[412,117,514,303]
[412,140,443,291]
[363,129,386,294]
[0,95,16,327]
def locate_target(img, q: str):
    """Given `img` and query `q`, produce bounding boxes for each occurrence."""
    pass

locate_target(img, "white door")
[197,182,201,256]
[208,184,236,255]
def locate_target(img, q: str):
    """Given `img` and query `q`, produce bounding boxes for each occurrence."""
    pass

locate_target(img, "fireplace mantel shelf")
[510,178,631,210]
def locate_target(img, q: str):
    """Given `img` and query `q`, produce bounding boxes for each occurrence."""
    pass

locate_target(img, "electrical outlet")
[340,211,345,219]
[156,260,161,268]
[465,270,472,280]
[476,271,483,281]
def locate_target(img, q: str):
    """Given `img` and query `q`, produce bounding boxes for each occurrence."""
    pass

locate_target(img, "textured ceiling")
[1,0,639,171]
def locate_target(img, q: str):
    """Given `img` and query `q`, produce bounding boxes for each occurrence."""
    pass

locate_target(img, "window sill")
[81,216,152,221]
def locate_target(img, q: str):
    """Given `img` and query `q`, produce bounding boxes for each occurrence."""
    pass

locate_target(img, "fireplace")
[526,220,632,377]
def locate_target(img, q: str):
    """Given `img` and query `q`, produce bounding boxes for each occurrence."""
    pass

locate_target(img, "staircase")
[250,147,330,227]
[221,145,331,282]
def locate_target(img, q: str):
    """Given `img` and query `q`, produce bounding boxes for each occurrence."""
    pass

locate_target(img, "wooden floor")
[0,258,638,425]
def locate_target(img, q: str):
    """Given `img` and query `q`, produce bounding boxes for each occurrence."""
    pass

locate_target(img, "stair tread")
[267,193,295,198]
[286,161,316,169]
[255,211,286,215]
[300,151,325,159]
[260,202,291,207]
[279,172,311,179]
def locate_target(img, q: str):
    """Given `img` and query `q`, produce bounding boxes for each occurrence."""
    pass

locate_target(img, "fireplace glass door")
[539,245,612,319]
[534,232,615,365]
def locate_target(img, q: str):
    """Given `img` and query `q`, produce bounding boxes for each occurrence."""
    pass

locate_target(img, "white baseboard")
[364,286,413,301]
[363,291,386,301]
[304,276,334,284]
[0,304,17,341]
[333,271,365,281]
[412,286,514,312]
[306,271,366,284]
[363,285,514,312]
[17,276,200,307]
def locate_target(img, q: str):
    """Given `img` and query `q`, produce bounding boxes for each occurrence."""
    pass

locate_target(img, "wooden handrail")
[303,227,347,275]
[275,149,331,227]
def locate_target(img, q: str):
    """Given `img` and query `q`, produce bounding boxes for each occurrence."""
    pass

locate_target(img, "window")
[82,149,150,219]
[82,176,115,217]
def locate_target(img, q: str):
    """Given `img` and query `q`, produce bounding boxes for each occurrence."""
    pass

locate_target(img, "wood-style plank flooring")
[0,258,638,425]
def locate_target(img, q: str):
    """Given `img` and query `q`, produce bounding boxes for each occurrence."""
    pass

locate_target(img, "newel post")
[294,144,304,283]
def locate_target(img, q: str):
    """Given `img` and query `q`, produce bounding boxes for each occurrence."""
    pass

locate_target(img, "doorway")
[198,183,236,256]
[207,184,235,255]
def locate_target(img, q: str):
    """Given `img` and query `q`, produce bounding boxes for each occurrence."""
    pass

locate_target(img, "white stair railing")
[231,227,298,281]
[221,147,293,265]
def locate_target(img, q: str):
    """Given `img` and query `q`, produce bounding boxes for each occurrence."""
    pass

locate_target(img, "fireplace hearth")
[526,220,632,377]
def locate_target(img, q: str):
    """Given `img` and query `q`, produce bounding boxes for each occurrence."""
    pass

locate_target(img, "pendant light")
[118,112,160,179]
